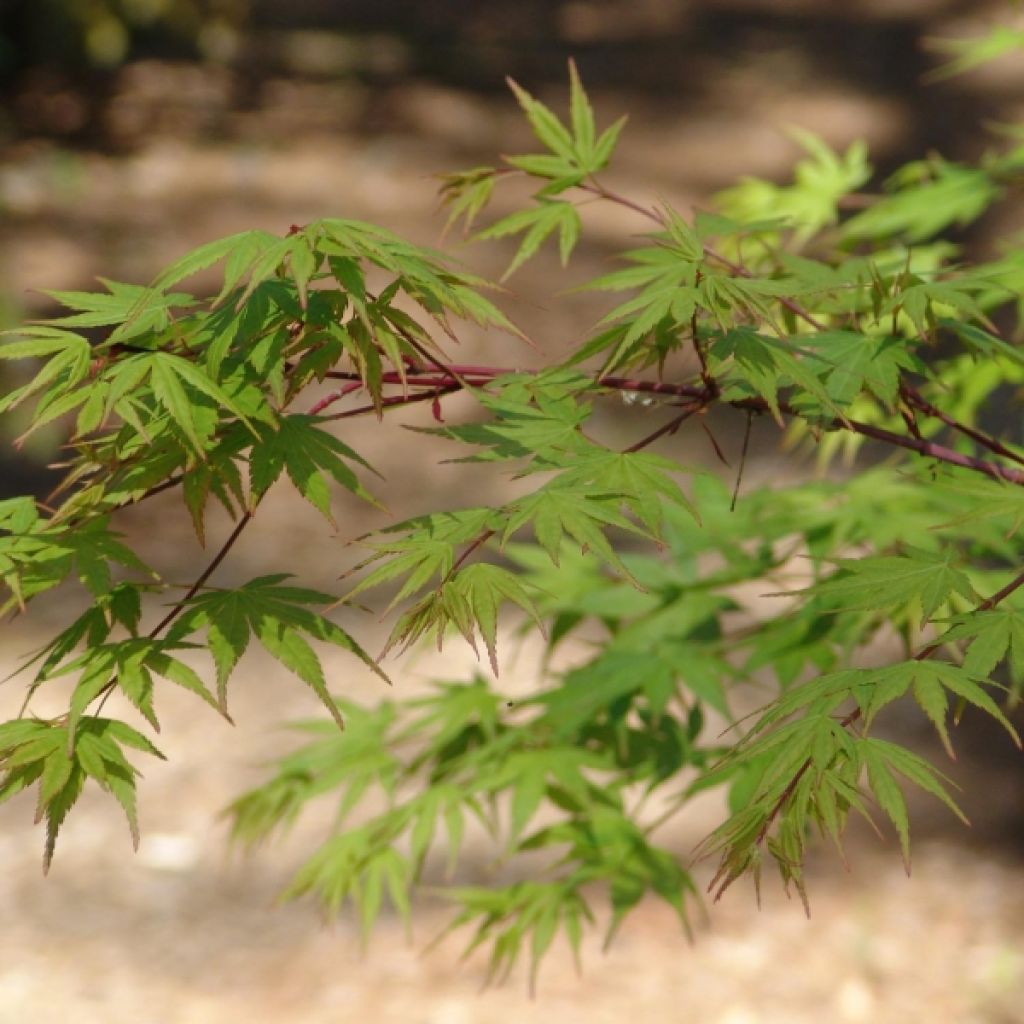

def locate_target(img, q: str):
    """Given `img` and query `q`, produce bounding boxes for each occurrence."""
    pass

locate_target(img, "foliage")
[3,22,1024,986]
[2,0,247,71]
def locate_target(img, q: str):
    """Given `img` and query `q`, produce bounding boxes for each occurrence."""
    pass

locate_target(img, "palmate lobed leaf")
[534,649,669,737]
[463,60,624,285]
[883,273,994,336]
[441,563,542,674]
[378,559,544,671]
[798,331,923,408]
[861,738,913,868]
[255,618,346,729]
[552,447,700,531]
[502,485,642,581]
[940,317,1024,369]
[0,327,94,420]
[428,381,595,466]
[0,515,158,614]
[505,77,577,162]
[227,699,400,847]
[40,278,197,337]
[865,737,968,825]
[702,645,1007,890]
[509,56,631,175]
[711,330,842,421]
[342,507,500,607]
[940,605,1024,680]
[438,166,498,235]
[170,575,389,724]
[477,201,583,280]
[802,546,978,625]
[567,58,596,158]
[48,637,218,738]
[0,717,163,871]
[346,537,457,609]
[151,229,282,294]
[280,823,414,941]
[247,414,380,520]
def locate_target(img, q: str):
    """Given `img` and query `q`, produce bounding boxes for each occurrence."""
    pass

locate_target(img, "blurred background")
[2,1,1024,1021]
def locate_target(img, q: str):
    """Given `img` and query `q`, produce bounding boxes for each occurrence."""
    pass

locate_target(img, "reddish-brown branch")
[440,528,498,589]
[320,384,463,421]
[574,180,1024,486]
[835,414,1024,486]
[308,380,364,416]
[901,384,1024,469]
[314,364,1024,487]
[730,410,754,511]
[622,403,702,453]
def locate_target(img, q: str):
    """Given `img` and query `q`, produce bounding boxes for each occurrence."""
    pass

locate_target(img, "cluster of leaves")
[2,23,1024,984]
[0,215,514,865]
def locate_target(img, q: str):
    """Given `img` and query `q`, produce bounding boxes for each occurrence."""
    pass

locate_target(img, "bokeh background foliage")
[1,0,248,70]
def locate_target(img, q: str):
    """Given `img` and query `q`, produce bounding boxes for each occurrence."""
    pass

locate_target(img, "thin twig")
[690,270,715,395]
[440,528,497,588]
[700,420,730,467]
[308,380,363,416]
[622,404,701,453]
[147,510,254,638]
[366,288,478,393]
[837,414,1024,487]
[320,384,462,421]
[902,384,1024,469]
[730,410,754,511]
[94,510,255,716]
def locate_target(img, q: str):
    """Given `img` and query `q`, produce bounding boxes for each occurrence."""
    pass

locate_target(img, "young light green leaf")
[568,59,595,158]
[805,547,978,625]
[861,739,911,869]
[505,78,576,161]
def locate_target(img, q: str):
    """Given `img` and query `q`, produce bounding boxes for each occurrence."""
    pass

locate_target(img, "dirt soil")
[2,7,1024,1019]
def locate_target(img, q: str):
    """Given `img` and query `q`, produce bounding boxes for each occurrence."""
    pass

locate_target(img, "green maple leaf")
[248,415,379,520]
[171,575,388,723]
[798,331,923,407]
[803,546,978,625]
[940,606,1024,679]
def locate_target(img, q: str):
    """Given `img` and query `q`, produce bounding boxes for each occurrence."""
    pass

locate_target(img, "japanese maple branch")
[319,384,462,421]
[577,180,1024,482]
[730,561,1024,889]
[311,365,1024,487]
